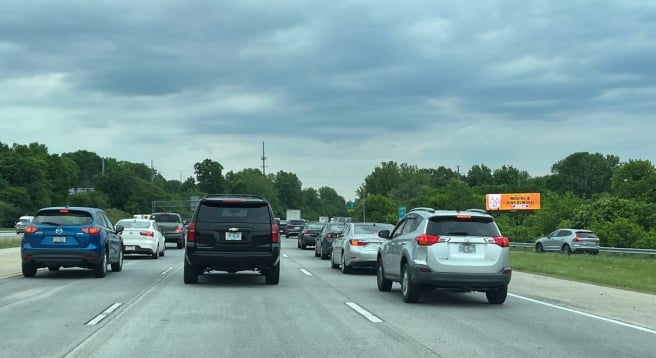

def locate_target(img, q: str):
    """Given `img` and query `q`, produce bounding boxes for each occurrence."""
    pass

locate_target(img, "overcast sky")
[1,1,655,200]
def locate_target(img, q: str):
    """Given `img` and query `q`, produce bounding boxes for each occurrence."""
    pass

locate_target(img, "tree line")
[1,141,655,249]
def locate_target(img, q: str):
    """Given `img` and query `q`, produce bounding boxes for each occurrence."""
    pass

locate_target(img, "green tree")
[549,152,619,198]
[194,159,225,194]
[274,171,303,210]
[611,159,656,202]
[362,161,401,196]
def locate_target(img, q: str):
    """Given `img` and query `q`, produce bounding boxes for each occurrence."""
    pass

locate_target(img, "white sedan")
[115,218,166,259]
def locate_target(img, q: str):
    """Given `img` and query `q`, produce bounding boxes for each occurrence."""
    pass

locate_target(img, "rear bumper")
[123,245,156,255]
[411,266,512,290]
[300,236,316,245]
[186,249,280,272]
[344,250,377,267]
[163,233,183,242]
[21,249,103,268]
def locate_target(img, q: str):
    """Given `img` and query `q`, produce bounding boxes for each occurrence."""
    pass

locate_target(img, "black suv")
[150,212,186,249]
[183,194,280,284]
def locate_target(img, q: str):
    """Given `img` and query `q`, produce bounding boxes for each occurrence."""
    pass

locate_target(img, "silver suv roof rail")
[409,207,435,213]
[464,208,488,214]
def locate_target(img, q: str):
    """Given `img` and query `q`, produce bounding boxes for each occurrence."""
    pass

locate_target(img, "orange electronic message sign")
[486,193,541,211]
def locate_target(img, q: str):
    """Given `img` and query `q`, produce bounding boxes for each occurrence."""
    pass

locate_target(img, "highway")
[0,238,654,358]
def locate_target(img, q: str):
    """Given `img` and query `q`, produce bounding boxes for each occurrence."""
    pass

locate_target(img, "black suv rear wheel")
[265,263,280,285]
[184,258,198,284]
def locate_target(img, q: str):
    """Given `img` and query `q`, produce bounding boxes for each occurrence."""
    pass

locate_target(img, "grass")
[511,249,656,294]
[0,238,21,249]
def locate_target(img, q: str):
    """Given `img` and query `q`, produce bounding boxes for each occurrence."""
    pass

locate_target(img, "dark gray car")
[151,212,185,249]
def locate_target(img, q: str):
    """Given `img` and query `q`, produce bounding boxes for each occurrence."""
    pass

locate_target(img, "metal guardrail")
[510,242,656,256]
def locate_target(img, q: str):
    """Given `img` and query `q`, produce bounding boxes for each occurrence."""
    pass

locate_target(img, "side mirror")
[115,224,124,234]
[378,230,390,239]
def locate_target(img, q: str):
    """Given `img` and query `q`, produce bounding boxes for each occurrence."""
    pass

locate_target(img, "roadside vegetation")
[511,250,656,294]
[0,238,21,249]
[1,142,655,250]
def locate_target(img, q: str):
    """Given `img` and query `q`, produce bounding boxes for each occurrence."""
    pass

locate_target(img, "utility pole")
[261,141,267,175]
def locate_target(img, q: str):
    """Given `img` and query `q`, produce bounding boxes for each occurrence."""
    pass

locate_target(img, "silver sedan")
[331,222,395,274]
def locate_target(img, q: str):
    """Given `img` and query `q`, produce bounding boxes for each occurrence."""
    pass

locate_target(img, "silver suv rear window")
[427,216,500,237]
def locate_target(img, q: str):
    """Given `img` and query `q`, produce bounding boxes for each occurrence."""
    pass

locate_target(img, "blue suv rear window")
[33,209,93,226]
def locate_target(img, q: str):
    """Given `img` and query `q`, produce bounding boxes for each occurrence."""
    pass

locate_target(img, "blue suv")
[21,206,124,278]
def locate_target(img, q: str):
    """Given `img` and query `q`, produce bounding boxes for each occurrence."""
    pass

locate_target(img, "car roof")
[408,207,493,218]
[201,194,268,202]
[37,206,101,213]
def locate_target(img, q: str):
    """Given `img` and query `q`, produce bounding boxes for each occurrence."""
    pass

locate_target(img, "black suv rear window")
[427,216,500,237]
[197,202,270,223]
[34,209,93,226]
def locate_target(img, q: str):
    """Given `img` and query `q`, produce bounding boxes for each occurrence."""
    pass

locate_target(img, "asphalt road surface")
[1,239,654,358]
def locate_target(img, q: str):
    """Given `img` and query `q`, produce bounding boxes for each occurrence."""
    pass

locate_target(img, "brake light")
[140,231,154,237]
[326,233,333,238]
[24,226,38,234]
[82,226,101,235]
[349,239,369,246]
[456,215,472,219]
[304,229,311,235]
[187,222,196,242]
[271,224,279,243]
[416,234,440,246]
[59,209,69,214]
[493,236,509,247]
[176,225,183,233]
[573,234,580,242]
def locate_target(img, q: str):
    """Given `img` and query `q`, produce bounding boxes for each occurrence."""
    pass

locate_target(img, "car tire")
[535,243,544,253]
[22,263,37,277]
[590,250,599,255]
[301,241,307,250]
[176,240,183,249]
[486,285,508,304]
[152,247,159,259]
[48,266,60,272]
[314,244,320,257]
[377,258,392,292]
[562,244,572,255]
[320,245,329,260]
[340,255,351,274]
[265,262,280,285]
[111,249,123,272]
[401,263,420,303]
[160,245,165,257]
[330,254,339,269]
[94,250,108,278]
[297,239,301,249]
[183,259,198,284]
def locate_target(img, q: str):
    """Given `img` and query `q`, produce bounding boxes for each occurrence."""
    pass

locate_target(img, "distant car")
[314,222,346,260]
[285,219,306,238]
[183,194,280,285]
[331,222,395,273]
[115,218,166,259]
[376,208,511,304]
[535,228,600,255]
[150,212,185,248]
[15,215,34,234]
[297,221,325,249]
[21,206,123,278]
[279,220,288,236]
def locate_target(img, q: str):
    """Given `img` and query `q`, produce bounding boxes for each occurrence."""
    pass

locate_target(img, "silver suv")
[535,228,600,255]
[376,208,511,304]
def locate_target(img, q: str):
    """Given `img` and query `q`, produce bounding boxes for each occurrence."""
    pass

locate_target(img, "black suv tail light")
[187,222,196,242]
[271,224,279,243]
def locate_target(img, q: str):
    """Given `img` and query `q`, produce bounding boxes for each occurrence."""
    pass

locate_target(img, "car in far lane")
[314,222,346,260]
[331,222,395,273]
[285,219,306,238]
[535,228,600,255]
[297,221,325,249]
[115,218,166,259]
